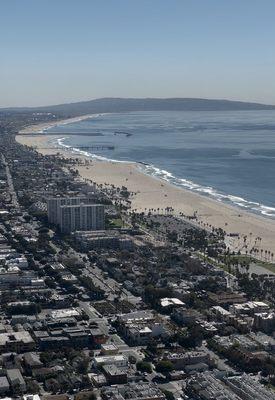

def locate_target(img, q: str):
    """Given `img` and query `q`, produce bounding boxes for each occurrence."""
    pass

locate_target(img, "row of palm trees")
[196,219,274,265]
[83,174,275,265]
[248,247,274,262]
[238,234,274,262]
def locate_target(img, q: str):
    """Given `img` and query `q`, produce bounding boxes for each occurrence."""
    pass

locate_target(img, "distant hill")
[3,97,275,117]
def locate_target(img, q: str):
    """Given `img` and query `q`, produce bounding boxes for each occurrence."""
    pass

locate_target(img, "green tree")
[162,390,174,400]
[136,361,152,373]
[77,356,90,374]
[155,360,174,375]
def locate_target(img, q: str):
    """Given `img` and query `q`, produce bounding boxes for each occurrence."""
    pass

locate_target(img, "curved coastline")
[18,113,105,135]
[53,135,275,219]
[16,115,275,258]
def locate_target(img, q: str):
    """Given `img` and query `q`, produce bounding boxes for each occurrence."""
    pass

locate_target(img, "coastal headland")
[16,116,275,259]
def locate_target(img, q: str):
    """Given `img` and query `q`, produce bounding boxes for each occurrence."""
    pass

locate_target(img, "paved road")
[198,342,236,373]
[1,154,20,209]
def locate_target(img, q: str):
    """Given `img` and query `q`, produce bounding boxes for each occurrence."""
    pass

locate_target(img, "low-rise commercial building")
[102,383,165,400]
[73,230,133,251]
[165,351,211,370]
[102,365,127,385]
[7,369,26,393]
[94,355,128,368]
[0,331,35,353]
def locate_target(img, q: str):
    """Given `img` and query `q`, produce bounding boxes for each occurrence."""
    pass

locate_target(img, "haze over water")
[47,110,275,218]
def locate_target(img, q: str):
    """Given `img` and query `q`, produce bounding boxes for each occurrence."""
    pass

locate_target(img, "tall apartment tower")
[59,204,105,234]
[47,196,105,234]
[47,195,94,224]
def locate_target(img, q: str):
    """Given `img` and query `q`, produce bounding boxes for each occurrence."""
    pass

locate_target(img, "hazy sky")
[1,0,275,107]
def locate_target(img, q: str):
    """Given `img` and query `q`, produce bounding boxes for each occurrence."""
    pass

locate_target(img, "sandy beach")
[16,122,275,259]
[19,114,102,135]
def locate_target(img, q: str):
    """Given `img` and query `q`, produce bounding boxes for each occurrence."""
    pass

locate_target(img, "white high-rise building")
[47,196,87,224]
[59,204,105,233]
[47,196,105,233]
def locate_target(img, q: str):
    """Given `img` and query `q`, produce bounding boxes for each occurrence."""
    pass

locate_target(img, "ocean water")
[46,110,275,218]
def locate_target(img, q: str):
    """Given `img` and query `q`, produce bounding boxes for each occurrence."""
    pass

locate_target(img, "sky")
[1,0,275,107]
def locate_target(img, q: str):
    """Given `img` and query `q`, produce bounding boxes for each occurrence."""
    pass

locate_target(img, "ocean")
[46,110,275,218]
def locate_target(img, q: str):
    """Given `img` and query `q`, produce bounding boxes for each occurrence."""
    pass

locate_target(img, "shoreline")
[18,113,104,135]
[16,118,275,260]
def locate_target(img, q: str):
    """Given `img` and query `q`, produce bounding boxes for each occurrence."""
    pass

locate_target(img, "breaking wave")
[138,164,275,218]
[53,137,275,219]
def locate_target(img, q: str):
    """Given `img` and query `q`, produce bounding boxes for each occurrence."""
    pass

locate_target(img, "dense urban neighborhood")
[0,109,275,400]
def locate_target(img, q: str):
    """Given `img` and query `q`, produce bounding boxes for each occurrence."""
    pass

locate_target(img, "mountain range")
[3,97,275,117]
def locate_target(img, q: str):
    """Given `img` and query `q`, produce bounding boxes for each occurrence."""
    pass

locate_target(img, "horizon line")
[1,96,275,110]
